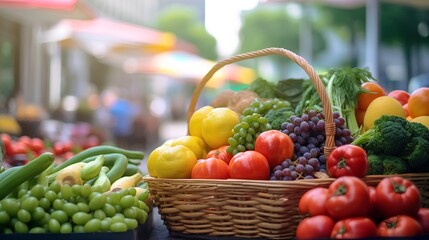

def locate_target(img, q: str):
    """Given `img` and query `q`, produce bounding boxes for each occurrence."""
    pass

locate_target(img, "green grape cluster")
[0,182,150,234]
[226,113,272,156]
[242,98,291,117]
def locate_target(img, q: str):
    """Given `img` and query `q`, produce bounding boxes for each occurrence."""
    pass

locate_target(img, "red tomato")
[377,215,422,237]
[375,176,421,218]
[298,187,329,217]
[331,217,377,239]
[30,138,45,153]
[357,82,386,110]
[206,146,233,164]
[62,151,75,160]
[11,142,29,155]
[325,176,371,220]
[368,186,382,222]
[296,215,335,240]
[254,130,294,170]
[408,87,429,118]
[18,136,32,149]
[1,133,13,155]
[326,144,368,178]
[228,151,270,180]
[61,140,73,153]
[191,157,230,179]
[388,90,410,106]
[52,142,64,155]
[417,208,429,234]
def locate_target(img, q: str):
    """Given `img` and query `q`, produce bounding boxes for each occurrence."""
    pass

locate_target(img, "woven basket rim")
[186,47,337,158]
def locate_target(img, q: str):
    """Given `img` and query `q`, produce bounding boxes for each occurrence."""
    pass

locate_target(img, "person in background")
[109,91,139,148]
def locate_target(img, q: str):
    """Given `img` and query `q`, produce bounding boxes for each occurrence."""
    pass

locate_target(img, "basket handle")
[186,47,336,158]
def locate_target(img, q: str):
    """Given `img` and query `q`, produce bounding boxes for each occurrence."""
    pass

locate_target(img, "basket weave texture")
[144,48,429,239]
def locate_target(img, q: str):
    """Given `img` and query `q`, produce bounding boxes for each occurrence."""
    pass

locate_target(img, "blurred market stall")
[0,0,95,24]
[123,51,256,88]
[42,17,196,65]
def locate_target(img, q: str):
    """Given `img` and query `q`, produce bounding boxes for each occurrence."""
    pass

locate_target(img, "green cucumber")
[52,145,144,173]
[0,152,55,200]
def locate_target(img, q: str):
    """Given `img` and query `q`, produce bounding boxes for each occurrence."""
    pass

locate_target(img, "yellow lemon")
[189,106,213,139]
[201,107,239,149]
[411,116,429,129]
[155,145,197,179]
[163,135,208,159]
[147,145,170,177]
[363,96,406,131]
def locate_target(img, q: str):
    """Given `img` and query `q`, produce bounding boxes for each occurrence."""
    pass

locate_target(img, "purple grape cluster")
[269,110,354,181]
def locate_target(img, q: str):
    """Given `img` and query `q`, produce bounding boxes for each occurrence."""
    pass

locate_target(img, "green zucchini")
[123,163,140,176]
[0,165,23,182]
[0,152,55,200]
[52,145,144,173]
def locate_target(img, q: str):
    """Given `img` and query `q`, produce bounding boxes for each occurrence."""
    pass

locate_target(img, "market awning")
[42,17,196,59]
[0,0,96,24]
[123,51,256,88]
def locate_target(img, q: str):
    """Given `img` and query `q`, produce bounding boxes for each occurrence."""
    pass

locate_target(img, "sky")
[205,0,259,58]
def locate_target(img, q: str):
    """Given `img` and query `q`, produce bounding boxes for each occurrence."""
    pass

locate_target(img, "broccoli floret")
[383,155,410,175]
[367,153,410,175]
[406,122,429,142]
[265,107,295,130]
[403,137,429,172]
[367,154,384,175]
[351,115,412,155]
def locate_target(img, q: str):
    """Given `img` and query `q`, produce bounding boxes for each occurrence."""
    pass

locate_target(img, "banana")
[109,172,142,192]
[81,155,105,181]
[55,162,86,185]
[93,166,111,193]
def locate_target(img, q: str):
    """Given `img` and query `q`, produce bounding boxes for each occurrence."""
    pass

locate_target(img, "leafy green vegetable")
[246,78,278,98]
[324,67,375,135]
[275,79,305,109]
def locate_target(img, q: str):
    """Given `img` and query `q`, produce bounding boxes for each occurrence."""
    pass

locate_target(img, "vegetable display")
[296,176,428,238]
[352,115,429,173]
[0,143,149,234]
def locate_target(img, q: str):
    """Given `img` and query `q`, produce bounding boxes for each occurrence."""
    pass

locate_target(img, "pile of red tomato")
[1,133,76,166]
[191,130,294,180]
[296,175,429,239]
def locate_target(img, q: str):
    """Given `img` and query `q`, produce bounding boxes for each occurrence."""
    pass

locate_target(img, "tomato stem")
[392,182,406,193]
[333,184,347,196]
[337,158,347,169]
[338,225,347,234]
[384,216,399,229]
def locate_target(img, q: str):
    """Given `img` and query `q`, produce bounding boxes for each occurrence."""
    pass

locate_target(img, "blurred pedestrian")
[109,96,138,148]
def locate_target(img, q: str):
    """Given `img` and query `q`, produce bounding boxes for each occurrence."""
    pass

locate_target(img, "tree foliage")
[156,6,218,60]
[238,5,326,68]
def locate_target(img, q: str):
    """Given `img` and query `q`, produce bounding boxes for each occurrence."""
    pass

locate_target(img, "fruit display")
[144,55,429,239]
[0,144,150,236]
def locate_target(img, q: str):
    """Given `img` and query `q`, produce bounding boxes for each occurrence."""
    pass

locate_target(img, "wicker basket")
[144,48,429,239]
